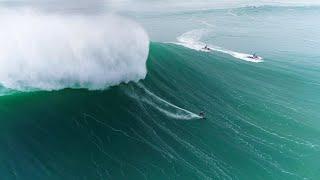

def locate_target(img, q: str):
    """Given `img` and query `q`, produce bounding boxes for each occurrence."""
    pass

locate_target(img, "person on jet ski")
[248,53,258,59]
[204,45,211,50]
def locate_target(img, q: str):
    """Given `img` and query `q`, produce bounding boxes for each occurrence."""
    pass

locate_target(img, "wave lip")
[0,9,149,91]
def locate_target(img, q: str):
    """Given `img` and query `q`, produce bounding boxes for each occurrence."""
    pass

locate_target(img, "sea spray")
[0,9,149,91]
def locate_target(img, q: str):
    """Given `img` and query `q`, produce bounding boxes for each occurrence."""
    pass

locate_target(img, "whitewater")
[0,9,149,91]
[175,29,263,63]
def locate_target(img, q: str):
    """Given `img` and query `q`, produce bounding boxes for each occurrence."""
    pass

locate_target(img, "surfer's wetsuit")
[199,111,205,119]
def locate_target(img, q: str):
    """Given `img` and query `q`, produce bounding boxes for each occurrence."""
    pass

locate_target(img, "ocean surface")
[0,1,320,179]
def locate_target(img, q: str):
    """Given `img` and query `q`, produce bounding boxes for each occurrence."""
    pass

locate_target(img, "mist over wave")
[0,9,149,91]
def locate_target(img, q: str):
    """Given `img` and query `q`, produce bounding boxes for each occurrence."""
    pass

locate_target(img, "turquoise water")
[0,3,320,180]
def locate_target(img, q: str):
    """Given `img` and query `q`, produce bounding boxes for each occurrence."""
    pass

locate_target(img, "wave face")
[0,43,319,180]
[0,9,149,91]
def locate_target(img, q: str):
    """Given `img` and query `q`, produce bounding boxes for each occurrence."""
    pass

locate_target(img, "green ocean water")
[1,3,320,180]
[1,42,320,179]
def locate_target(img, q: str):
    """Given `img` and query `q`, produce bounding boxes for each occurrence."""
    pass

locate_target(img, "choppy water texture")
[1,2,320,180]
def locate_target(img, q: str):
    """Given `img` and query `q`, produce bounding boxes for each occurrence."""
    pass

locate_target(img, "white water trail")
[174,29,263,63]
[126,84,201,120]
[0,8,149,91]
[141,85,201,120]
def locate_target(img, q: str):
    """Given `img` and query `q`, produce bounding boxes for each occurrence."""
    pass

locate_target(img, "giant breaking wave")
[0,9,149,91]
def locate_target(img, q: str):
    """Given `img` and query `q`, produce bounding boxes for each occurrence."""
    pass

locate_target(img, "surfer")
[203,45,211,51]
[199,111,205,119]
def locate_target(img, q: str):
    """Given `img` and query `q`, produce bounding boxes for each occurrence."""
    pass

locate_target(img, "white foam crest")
[175,29,263,63]
[0,9,149,91]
